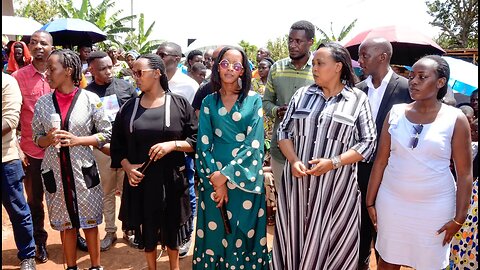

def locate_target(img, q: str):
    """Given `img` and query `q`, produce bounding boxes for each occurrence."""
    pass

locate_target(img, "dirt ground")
[3,195,399,270]
[2,196,275,270]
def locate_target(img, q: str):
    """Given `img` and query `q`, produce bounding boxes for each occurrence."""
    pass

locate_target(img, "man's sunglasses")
[409,124,424,149]
[157,52,179,59]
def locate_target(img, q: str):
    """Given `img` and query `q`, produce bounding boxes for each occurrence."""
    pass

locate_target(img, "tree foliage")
[266,35,289,62]
[315,19,358,48]
[57,0,135,47]
[238,40,258,65]
[14,0,60,25]
[123,13,164,54]
[426,0,478,49]
[264,20,357,63]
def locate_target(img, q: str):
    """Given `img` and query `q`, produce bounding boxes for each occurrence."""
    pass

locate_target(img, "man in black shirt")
[191,46,224,117]
[85,51,137,251]
[191,82,213,117]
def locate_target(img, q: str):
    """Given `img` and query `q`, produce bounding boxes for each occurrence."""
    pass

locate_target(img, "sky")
[78,0,441,52]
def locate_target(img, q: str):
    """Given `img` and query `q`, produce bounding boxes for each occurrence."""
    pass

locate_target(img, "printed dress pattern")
[450,178,478,269]
[193,91,268,269]
[31,90,111,231]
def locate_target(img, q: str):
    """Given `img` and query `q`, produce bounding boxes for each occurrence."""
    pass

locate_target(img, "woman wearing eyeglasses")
[366,55,473,269]
[193,46,268,269]
[110,54,197,270]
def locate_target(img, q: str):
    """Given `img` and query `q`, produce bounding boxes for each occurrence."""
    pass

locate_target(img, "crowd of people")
[1,19,478,270]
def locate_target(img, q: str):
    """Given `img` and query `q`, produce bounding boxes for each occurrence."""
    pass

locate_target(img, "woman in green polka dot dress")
[193,46,268,269]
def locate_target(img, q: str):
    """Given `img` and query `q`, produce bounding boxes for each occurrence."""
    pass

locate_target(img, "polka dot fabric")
[449,178,478,270]
[194,92,268,269]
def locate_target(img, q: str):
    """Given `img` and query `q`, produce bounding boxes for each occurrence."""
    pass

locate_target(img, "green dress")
[193,91,268,269]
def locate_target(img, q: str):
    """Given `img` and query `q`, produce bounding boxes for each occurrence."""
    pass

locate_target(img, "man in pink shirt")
[12,30,54,264]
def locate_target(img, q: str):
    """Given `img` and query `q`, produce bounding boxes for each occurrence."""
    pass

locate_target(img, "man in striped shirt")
[263,20,316,188]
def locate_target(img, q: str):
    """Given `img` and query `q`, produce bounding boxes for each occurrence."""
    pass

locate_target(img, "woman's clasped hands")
[208,171,229,208]
[291,158,334,178]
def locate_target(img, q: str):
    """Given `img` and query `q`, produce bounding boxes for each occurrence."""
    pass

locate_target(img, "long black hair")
[317,42,357,87]
[211,46,252,103]
[419,55,450,100]
[49,49,82,87]
[137,53,170,92]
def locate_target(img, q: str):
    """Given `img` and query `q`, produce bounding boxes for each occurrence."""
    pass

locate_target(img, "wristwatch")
[331,155,342,169]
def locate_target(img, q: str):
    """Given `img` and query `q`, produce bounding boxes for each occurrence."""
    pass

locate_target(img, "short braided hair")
[50,49,82,87]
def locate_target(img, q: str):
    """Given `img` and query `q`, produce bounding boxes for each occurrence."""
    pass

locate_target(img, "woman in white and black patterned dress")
[32,49,111,270]
[271,42,376,269]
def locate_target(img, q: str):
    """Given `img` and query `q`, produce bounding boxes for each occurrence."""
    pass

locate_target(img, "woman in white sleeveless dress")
[366,55,473,269]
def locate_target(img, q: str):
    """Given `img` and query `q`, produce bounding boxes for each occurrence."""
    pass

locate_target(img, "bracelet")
[331,155,342,169]
[174,140,181,150]
[366,204,375,208]
[452,218,463,226]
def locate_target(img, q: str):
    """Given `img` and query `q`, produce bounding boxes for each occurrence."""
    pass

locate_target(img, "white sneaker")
[178,239,191,258]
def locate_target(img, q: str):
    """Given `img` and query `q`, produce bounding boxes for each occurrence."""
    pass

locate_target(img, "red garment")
[54,88,79,124]
[54,88,79,226]
[12,64,53,159]
[7,41,32,74]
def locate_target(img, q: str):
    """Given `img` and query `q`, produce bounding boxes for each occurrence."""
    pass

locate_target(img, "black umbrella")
[40,18,107,47]
[344,25,445,66]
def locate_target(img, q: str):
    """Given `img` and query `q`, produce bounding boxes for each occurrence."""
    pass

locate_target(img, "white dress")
[376,103,461,269]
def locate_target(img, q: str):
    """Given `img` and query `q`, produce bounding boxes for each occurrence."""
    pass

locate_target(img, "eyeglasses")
[157,52,179,59]
[132,69,155,78]
[409,124,424,149]
[219,59,243,72]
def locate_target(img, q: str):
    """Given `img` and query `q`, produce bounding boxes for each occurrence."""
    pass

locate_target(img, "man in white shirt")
[156,42,198,259]
[355,37,412,269]
[156,42,199,103]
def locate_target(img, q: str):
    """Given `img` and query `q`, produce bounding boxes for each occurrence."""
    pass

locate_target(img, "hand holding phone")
[138,158,154,174]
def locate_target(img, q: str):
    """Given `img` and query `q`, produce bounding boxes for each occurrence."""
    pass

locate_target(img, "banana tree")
[57,0,135,46]
[315,19,358,48]
[123,13,163,54]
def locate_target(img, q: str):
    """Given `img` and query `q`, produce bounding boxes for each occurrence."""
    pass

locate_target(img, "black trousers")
[357,162,379,268]
[23,155,48,245]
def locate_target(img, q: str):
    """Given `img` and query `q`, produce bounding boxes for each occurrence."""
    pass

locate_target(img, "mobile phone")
[220,204,231,234]
[138,158,153,174]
